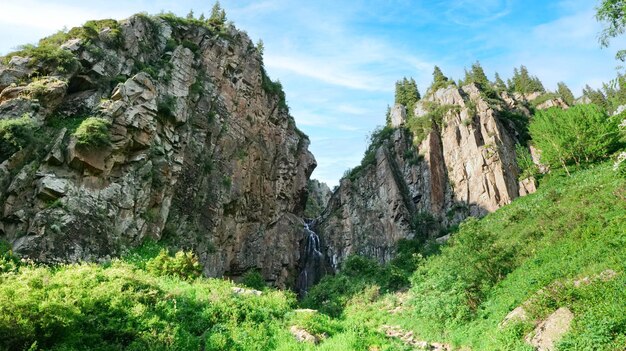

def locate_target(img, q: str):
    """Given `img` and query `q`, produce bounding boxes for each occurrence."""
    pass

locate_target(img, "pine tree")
[256,39,264,56]
[394,77,420,119]
[186,9,195,20]
[510,65,545,94]
[209,1,227,27]
[583,85,608,109]
[429,66,450,93]
[557,82,575,106]
[199,13,206,21]
[494,72,506,92]
[470,61,489,87]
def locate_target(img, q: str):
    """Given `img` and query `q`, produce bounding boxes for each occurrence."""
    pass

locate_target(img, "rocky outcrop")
[304,179,332,219]
[525,307,574,351]
[317,83,540,268]
[389,103,407,127]
[0,15,315,288]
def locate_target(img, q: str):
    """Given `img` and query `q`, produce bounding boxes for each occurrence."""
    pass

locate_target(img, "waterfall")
[296,222,323,298]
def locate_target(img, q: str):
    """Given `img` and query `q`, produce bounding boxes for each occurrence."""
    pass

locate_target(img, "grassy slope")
[339,162,626,350]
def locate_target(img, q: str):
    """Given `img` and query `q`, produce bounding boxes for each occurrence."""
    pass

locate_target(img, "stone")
[67,139,109,174]
[44,128,67,166]
[37,175,70,201]
[519,177,537,196]
[231,287,263,296]
[536,97,568,110]
[390,103,406,127]
[526,307,574,351]
[290,326,320,344]
[0,85,27,104]
[501,306,528,327]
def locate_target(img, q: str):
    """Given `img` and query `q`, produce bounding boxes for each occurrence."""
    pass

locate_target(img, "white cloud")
[444,0,513,26]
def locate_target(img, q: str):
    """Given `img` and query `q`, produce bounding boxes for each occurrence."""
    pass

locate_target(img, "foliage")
[302,255,412,317]
[4,43,77,74]
[493,72,507,92]
[583,84,609,110]
[0,115,35,162]
[241,270,267,290]
[557,81,575,106]
[507,65,545,94]
[0,259,295,350]
[344,125,394,181]
[515,143,539,180]
[0,240,20,274]
[157,96,177,122]
[209,1,227,28]
[461,61,490,88]
[428,66,452,93]
[401,162,626,348]
[529,104,621,174]
[146,249,202,280]
[602,73,626,112]
[596,0,626,60]
[261,67,289,112]
[614,151,626,177]
[405,102,457,145]
[394,77,420,120]
[73,117,111,149]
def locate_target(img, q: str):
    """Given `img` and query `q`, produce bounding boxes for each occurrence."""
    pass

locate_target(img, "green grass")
[324,161,625,350]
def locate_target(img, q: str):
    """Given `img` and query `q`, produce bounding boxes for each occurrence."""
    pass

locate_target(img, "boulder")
[526,307,574,351]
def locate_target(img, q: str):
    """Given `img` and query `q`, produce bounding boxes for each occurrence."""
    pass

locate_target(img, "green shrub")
[0,260,295,351]
[344,125,395,181]
[241,269,267,290]
[157,96,177,121]
[529,104,621,174]
[5,43,77,74]
[261,67,288,111]
[515,143,539,180]
[146,249,202,280]
[410,218,518,325]
[0,115,35,162]
[73,117,111,149]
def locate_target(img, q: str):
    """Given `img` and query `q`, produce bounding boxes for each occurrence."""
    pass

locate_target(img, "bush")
[5,43,77,74]
[0,115,35,162]
[529,104,621,174]
[410,218,517,325]
[241,269,267,290]
[515,143,539,180]
[261,67,288,111]
[73,117,111,149]
[0,260,295,350]
[146,249,202,280]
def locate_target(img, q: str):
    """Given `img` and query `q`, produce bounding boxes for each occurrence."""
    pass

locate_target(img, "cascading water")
[296,222,324,298]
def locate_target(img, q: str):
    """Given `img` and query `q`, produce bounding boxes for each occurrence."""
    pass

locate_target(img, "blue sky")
[0,0,622,186]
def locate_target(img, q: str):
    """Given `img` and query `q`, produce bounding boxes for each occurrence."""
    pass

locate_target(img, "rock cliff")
[316,83,554,269]
[0,14,315,287]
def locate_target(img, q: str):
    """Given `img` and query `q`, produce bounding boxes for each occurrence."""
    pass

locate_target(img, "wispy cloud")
[444,0,514,26]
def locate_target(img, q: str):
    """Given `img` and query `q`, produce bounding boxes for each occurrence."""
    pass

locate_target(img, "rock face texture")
[0,15,315,288]
[303,179,332,219]
[317,83,544,269]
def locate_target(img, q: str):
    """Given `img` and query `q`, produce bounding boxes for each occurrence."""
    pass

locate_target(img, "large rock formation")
[317,83,544,269]
[0,15,315,287]
[303,179,332,219]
